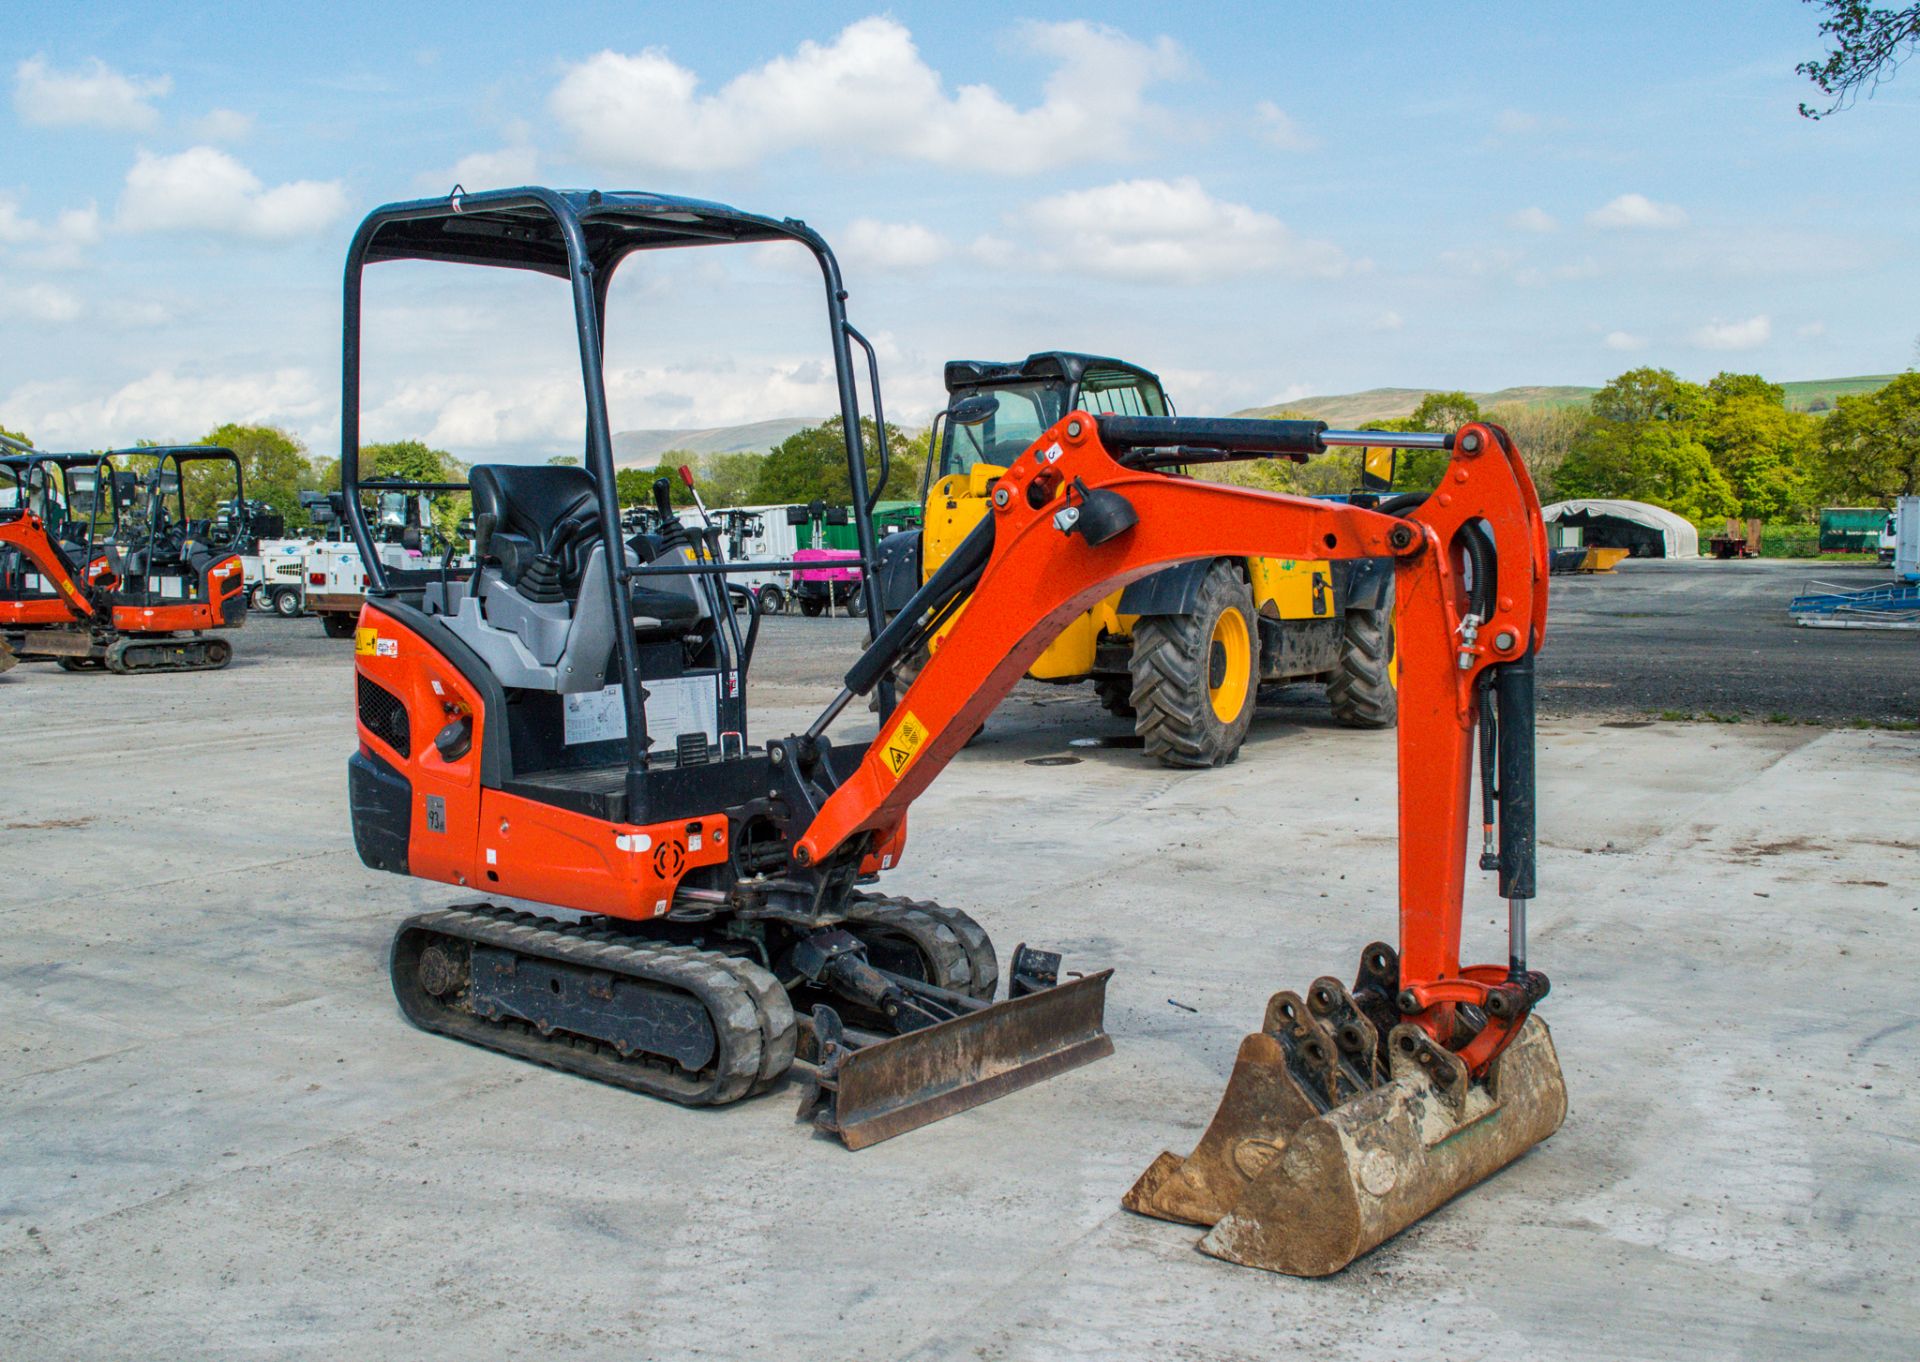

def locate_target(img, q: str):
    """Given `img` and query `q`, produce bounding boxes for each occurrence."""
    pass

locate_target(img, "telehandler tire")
[1128,560,1257,768]
[1327,605,1396,729]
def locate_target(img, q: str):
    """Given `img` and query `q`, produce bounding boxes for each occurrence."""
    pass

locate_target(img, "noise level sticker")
[881,711,929,781]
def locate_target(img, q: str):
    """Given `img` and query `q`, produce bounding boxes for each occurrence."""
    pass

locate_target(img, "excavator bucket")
[1124,948,1567,1276]
[0,636,15,674]
[804,968,1113,1150]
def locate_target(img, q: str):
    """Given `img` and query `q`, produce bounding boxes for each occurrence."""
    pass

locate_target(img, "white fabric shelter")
[1541,499,1699,559]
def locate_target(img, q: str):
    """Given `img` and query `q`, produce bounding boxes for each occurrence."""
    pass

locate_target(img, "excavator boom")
[789,411,1564,1272]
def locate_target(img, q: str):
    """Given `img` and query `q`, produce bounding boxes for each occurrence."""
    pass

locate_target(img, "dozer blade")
[1127,984,1566,1276]
[807,969,1113,1150]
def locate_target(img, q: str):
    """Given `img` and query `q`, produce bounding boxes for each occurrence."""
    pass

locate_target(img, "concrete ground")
[2,601,1917,1361]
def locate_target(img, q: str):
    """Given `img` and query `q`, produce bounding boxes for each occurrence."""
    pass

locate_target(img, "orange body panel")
[0,513,97,621]
[354,603,728,921]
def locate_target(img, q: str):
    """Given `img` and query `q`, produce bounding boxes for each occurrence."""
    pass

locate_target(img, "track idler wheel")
[1123,944,1568,1276]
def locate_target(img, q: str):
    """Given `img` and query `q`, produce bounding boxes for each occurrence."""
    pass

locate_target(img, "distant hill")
[613,416,825,467]
[1233,375,1897,423]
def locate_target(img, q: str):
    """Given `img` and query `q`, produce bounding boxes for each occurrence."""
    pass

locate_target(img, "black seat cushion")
[471,464,602,590]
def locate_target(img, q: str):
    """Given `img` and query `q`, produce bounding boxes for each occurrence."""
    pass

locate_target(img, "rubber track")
[392,905,796,1106]
[105,635,232,674]
[1326,607,1396,728]
[846,893,999,1001]
[1127,561,1254,768]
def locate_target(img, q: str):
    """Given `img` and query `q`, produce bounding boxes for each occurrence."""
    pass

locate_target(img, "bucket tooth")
[1195,1015,1567,1276]
[805,969,1112,1149]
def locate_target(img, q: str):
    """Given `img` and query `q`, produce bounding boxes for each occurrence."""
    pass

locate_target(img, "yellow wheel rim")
[1208,608,1252,723]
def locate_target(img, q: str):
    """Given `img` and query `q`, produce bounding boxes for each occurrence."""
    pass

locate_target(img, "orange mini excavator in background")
[0,437,248,673]
[344,187,1564,1277]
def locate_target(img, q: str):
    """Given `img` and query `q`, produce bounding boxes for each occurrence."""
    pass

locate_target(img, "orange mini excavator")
[345,188,1564,1277]
[0,438,248,673]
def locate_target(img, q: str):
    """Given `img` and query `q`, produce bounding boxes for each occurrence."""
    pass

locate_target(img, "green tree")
[1812,370,1920,501]
[1556,422,1739,523]
[1590,367,1711,426]
[312,440,472,542]
[1706,372,1787,406]
[1798,1,1920,116]
[0,423,31,448]
[1487,402,1585,500]
[1394,391,1484,488]
[200,422,317,529]
[614,467,656,507]
[546,454,581,467]
[749,418,909,506]
[1697,378,1817,521]
[697,451,763,507]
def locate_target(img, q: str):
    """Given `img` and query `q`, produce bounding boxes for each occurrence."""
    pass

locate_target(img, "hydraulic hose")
[841,512,996,698]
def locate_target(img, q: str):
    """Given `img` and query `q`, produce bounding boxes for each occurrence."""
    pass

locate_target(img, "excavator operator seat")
[433,463,704,694]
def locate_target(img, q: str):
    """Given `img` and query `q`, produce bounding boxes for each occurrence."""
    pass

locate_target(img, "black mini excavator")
[345,188,1564,1276]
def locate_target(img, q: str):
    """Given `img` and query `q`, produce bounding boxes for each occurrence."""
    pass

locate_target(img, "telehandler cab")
[0,437,249,673]
[345,186,1563,1277]
[872,353,1398,767]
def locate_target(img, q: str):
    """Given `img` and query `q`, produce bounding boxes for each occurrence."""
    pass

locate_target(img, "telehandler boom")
[345,187,1563,1278]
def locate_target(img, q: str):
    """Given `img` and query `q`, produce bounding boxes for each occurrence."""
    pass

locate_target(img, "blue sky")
[2,2,1914,460]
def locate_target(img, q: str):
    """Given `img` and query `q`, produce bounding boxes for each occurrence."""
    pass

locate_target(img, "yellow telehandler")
[872,353,1397,766]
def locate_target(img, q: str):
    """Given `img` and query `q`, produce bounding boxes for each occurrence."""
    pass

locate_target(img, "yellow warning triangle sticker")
[881,711,928,781]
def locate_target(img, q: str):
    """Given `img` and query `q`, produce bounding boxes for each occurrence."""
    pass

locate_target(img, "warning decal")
[354,627,377,656]
[881,710,930,781]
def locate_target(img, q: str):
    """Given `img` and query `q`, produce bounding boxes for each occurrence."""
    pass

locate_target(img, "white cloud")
[360,357,849,453]
[11,367,329,448]
[418,130,540,193]
[1513,256,1599,287]
[1496,109,1540,135]
[118,147,349,241]
[1372,310,1405,332]
[14,56,171,132]
[12,282,84,323]
[1797,321,1827,339]
[0,194,39,245]
[842,219,950,272]
[549,17,1183,175]
[1604,331,1646,351]
[190,108,255,143]
[0,195,103,269]
[1255,101,1317,151]
[1020,177,1346,285]
[1691,315,1771,351]
[1439,246,1523,277]
[1510,207,1556,233]
[1587,193,1688,230]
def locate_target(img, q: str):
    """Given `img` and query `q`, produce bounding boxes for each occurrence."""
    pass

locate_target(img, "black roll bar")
[340,187,892,765]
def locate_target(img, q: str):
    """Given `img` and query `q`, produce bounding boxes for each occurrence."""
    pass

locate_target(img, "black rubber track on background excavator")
[104,635,233,674]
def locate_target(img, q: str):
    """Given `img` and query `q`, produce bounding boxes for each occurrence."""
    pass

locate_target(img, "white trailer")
[306,539,442,638]
[242,538,314,617]
[676,503,799,613]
